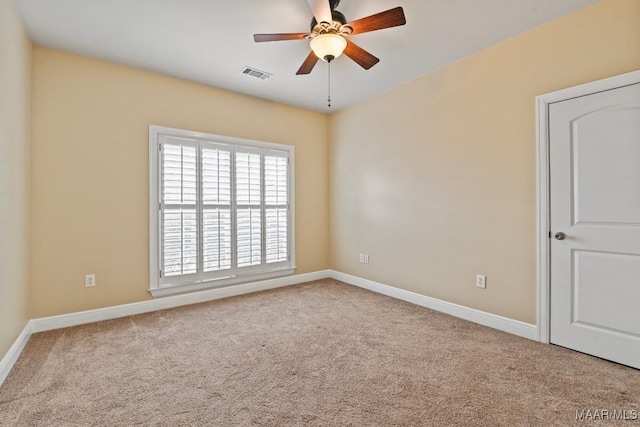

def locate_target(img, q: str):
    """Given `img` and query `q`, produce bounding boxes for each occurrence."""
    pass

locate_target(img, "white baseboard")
[30,268,538,338]
[31,270,331,333]
[0,322,32,387]
[330,270,538,341]
[2,269,536,386]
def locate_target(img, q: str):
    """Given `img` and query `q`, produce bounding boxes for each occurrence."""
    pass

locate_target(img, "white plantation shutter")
[150,126,294,295]
[236,208,262,267]
[265,152,289,264]
[162,210,198,276]
[160,138,198,280]
[235,151,262,205]
[235,150,262,269]
[203,209,231,271]
[201,144,232,274]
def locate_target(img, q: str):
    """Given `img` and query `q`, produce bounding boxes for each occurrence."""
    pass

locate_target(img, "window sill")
[148,267,296,298]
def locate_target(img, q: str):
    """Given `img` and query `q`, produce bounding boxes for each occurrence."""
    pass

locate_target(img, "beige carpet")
[1,279,639,426]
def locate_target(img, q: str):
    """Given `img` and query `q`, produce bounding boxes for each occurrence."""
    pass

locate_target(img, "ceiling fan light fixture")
[310,33,347,62]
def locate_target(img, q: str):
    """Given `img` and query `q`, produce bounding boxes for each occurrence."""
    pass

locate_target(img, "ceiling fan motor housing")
[310,10,347,31]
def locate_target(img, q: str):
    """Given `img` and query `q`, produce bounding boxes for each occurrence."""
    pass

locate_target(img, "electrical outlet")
[85,274,96,288]
[476,274,486,289]
[359,254,365,263]
[364,254,369,264]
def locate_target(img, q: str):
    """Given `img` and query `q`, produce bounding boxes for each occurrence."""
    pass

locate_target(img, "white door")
[549,81,640,369]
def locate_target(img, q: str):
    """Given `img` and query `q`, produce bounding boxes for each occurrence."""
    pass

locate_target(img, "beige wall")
[23,0,640,325]
[0,0,31,357]
[329,0,640,324]
[31,48,329,318]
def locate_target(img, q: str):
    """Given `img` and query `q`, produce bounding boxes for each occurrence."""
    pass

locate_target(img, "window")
[149,126,295,296]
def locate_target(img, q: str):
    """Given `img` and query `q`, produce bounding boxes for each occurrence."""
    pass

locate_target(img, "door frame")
[535,69,640,344]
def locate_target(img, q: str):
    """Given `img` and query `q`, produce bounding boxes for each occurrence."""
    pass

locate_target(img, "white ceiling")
[16,0,598,113]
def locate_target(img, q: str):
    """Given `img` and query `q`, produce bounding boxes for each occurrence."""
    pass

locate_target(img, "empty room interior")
[1,0,640,425]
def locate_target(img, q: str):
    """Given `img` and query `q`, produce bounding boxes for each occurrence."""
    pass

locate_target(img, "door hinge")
[159,143,162,151]
[159,270,163,278]
[159,202,162,210]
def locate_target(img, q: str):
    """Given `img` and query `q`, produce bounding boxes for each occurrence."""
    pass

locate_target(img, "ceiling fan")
[254,0,406,75]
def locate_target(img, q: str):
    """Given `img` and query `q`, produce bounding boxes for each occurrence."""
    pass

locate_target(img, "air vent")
[241,66,272,81]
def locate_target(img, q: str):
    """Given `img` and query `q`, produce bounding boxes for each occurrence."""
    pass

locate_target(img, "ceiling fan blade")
[296,51,319,75]
[307,0,332,24]
[344,40,379,70]
[346,6,406,35]
[254,33,308,42]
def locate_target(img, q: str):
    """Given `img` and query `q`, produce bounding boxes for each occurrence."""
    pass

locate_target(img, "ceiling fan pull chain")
[327,60,332,108]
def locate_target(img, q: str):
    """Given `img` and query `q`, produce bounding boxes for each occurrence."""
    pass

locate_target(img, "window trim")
[149,125,296,297]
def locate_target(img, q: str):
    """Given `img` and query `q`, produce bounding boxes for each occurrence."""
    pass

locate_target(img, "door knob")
[554,232,566,240]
